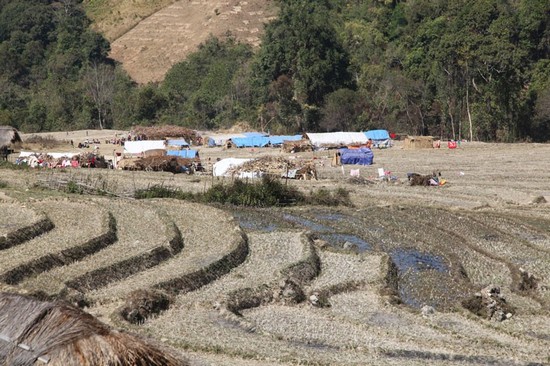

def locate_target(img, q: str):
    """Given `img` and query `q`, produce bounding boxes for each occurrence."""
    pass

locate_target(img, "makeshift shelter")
[228,136,270,148]
[339,147,374,165]
[268,135,303,146]
[365,129,392,148]
[403,136,435,149]
[207,134,245,147]
[123,140,166,154]
[0,292,186,366]
[167,150,198,159]
[305,132,369,149]
[207,132,268,147]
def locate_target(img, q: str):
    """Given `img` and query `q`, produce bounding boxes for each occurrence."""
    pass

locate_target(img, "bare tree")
[84,62,115,130]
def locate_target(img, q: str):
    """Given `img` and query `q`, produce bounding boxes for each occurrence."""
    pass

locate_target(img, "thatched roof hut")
[0,126,22,149]
[0,292,187,366]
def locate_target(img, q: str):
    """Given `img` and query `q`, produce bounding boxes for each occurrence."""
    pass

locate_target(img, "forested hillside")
[1,0,549,141]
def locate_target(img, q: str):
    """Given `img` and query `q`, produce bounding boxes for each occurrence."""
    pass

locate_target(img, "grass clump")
[134,185,194,200]
[0,180,7,188]
[306,187,352,207]
[0,160,28,170]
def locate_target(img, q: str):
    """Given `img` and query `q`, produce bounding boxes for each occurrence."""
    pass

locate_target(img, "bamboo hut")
[402,136,434,149]
[0,292,187,366]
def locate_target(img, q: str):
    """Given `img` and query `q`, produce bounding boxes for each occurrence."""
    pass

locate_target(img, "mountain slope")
[99,0,277,84]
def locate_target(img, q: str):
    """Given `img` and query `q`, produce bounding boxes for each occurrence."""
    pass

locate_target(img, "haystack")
[0,292,187,366]
[402,136,434,149]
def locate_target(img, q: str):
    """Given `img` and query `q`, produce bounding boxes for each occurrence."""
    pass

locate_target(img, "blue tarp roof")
[365,130,390,140]
[166,139,189,146]
[231,136,270,148]
[339,147,374,165]
[268,135,303,145]
[167,150,198,158]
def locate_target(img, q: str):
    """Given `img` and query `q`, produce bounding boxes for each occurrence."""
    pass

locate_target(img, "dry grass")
[2,139,550,365]
[19,200,169,296]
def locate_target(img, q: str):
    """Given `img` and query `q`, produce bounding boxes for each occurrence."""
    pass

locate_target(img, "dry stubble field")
[1,138,550,365]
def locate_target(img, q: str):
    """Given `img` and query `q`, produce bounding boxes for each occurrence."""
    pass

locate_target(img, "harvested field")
[1,139,550,365]
[19,200,170,296]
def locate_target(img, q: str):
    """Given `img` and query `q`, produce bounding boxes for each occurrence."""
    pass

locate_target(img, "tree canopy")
[1,0,549,141]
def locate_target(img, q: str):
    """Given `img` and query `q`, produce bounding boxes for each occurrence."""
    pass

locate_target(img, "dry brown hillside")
[90,0,277,84]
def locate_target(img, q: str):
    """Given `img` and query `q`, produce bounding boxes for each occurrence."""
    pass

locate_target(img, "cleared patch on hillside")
[109,0,277,83]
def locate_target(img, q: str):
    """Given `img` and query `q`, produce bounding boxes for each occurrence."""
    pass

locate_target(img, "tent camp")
[228,136,270,148]
[305,132,369,148]
[403,136,434,149]
[365,129,392,148]
[207,132,267,147]
[339,147,374,165]
[123,140,166,154]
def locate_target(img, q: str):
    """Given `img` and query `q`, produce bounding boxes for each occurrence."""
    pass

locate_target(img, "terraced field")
[1,141,550,365]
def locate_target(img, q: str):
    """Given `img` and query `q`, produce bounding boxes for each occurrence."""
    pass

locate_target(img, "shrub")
[0,180,7,189]
[201,176,304,207]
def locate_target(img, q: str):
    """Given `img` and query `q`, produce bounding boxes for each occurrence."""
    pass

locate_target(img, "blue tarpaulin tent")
[365,129,390,140]
[167,150,198,158]
[230,136,270,147]
[364,130,391,148]
[339,147,374,165]
[268,135,303,145]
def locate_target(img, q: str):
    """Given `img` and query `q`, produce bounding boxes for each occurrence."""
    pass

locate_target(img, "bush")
[0,180,7,188]
[201,176,304,207]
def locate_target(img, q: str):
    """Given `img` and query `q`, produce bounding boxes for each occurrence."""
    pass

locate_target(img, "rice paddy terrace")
[1,190,550,365]
[1,141,550,365]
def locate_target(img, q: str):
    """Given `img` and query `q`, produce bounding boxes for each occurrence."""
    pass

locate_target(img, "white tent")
[305,132,369,147]
[213,158,253,177]
[123,140,166,154]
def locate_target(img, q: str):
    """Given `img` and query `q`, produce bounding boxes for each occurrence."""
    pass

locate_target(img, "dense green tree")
[253,0,353,130]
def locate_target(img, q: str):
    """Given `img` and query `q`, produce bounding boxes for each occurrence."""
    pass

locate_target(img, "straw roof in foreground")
[0,126,22,149]
[0,292,187,366]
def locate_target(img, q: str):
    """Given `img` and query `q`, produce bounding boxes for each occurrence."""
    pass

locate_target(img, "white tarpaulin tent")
[123,140,165,154]
[213,158,253,177]
[305,132,369,147]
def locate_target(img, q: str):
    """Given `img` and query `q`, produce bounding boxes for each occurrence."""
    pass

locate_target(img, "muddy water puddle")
[232,207,460,310]
[318,233,372,251]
